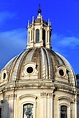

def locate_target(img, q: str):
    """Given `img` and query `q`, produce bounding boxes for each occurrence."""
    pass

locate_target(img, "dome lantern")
[26,9,52,49]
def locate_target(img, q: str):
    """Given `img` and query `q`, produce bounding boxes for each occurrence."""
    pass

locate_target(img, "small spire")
[28,20,30,27]
[50,22,51,26]
[48,19,50,25]
[48,19,51,26]
[32,16,34,23]
[38,4,42,15]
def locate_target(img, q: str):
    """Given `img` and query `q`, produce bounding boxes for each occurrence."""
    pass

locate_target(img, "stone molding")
[40,92,53,97]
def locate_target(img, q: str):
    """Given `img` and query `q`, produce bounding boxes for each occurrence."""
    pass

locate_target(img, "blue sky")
[0,0,79,74]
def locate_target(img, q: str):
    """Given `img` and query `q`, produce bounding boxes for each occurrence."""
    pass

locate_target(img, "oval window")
[27,67,33,73]
[3,73,6,79]
[59,69,64,76]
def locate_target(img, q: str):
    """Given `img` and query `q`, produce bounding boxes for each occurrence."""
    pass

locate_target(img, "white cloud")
[0,28,27,70]
[0,28,27,57]
[53,33,79,48]
[0,29,26,47]
[0,11,15,23]
[60,36,79,47]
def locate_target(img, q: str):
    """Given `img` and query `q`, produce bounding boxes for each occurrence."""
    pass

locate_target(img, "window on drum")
[23,103,33,118]
[60,105,67,118]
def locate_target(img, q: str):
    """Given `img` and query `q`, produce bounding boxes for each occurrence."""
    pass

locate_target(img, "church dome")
[0,8,77,118]
[1,47,75,86]
[0,9,76,87]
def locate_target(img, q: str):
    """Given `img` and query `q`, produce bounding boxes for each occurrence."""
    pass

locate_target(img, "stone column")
[40,92,47,118]
[75,100,77,118]
[47,93,53,118]
[46,27,50,49]
[40,92,53,118]
[40,26,43,47]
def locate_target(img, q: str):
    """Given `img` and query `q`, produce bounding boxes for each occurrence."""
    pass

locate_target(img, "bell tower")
[26,7,52,49]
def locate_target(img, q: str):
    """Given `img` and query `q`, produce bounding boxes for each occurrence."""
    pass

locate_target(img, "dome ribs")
[9,51,25,81]
[43,48,54,80]
[31,48,41,79]
[17,48,33,79]
[55,52,65,66]
[5,57,16,70]
[11,49,31,80]
[56,52,75,86]
[31,48,39,63]
[25,48,36,62]
[41,48,49,79]
[47,50,55,80]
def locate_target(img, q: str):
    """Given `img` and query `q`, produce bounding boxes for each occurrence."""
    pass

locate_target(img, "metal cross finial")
[39,4,40,9]
[38,4,42,14]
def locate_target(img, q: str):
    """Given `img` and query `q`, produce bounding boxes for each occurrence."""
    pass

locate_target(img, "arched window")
[36,29,39,43]
[23,103,33,118]
[42,29,46,47]
[28,31,30,42]
[3,73,6,79]
[31,30,32,41]
[60,105,67,118]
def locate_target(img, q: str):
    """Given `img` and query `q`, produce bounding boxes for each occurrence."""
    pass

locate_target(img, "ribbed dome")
[1,47,75,85]
[0,11,77,118]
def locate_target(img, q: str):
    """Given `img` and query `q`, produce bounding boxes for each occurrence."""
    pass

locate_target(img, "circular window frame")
[59,69,64,76]
[27,67,33,74]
